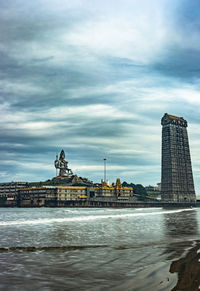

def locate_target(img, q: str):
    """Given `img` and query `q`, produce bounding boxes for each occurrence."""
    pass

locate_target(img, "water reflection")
[163,209,199,260]
[164,209,198,237]
[163,209,200,290]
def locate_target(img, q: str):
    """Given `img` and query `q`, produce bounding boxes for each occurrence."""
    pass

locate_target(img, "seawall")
[0,200,199,208]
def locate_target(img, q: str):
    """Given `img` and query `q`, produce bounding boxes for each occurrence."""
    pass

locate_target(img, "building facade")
[57,186,87,202]
[18,186,57,207]
[18,185,88,207]
[91,179,133,200]
[145,184,161,200]
[161,113,196,202]
[17,178,134,206]
[0,182,26,205]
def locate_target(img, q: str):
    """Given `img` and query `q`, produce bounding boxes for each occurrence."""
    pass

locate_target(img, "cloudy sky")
[1,0,200,191]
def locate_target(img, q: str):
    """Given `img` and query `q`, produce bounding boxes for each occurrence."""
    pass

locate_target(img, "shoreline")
[108,240,200,291]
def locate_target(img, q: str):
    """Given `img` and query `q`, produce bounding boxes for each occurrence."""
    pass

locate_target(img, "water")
[0,207,199,290]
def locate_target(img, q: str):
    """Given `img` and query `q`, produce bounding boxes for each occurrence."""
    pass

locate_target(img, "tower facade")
[161,113,196,202]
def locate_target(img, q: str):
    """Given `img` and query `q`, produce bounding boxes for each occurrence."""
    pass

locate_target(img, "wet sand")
[106,241,200,291]
[170,242,200,291]
[108,261,177,291]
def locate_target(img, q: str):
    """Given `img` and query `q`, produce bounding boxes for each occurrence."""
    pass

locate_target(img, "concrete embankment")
[0,199,199,208]
[45,200,198,208]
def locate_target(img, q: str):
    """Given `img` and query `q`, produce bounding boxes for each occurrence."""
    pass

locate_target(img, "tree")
[122,181,147,197]
[133,184,147,197]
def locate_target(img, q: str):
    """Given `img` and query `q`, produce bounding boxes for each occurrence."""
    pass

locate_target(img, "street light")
[104,158,106,182]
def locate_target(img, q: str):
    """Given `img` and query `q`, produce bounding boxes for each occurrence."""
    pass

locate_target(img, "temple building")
[90,179,133,200]
[18,178,134,207]
[161,113,196,202]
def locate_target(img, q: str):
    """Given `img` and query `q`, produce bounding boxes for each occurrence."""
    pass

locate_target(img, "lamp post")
[56,153,58,176]
[104,158,106,182]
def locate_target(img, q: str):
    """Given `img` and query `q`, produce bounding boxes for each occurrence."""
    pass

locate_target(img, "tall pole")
[56,153,58,177]
[104,158,106,182]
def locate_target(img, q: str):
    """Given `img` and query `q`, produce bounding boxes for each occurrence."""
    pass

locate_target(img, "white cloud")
[0,80,47,95]
[63,15,167,64]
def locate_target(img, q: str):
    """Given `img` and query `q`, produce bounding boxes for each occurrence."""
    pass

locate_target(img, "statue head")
[59,149,65,161]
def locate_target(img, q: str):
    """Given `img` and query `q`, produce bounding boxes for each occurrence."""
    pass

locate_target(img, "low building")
[145,184,161,200]
[94,182,115,197]
[157,183,161,191]
[13,178,134,207]
[57,186,87,201]
[18,186,57,207]
[18,185,88,207]
[90,179,133,200]
[0,182,26,205]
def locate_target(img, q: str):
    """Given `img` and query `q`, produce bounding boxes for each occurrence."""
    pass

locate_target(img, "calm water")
[0,207,200,290]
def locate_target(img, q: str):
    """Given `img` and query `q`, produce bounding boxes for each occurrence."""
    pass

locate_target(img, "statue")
[54,149,73,177]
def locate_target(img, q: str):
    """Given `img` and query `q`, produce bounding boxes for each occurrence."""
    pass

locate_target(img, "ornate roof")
[161,113,187,127]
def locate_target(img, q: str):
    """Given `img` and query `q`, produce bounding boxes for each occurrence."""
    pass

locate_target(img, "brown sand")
[108,261,177,291]
[170,244,200,291]
[91,242,200,291]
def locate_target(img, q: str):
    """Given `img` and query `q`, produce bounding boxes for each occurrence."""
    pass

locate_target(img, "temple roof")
[161,113,187,127]
[167,114,183,120]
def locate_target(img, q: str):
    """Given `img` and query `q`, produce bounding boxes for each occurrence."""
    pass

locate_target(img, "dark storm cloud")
[175,0,200,26]
[0,0,114,110]
[153,48,200,80]
[152,0,200,81]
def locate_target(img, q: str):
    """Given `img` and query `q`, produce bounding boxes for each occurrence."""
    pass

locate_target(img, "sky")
[1,0,200,191]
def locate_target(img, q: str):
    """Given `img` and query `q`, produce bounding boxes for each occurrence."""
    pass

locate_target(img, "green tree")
[122,181,147,198]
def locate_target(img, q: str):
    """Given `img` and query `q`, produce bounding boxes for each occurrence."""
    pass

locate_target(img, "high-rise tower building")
[161,113,196,202]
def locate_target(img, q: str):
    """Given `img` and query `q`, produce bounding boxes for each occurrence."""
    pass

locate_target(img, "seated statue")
[54,149,73,177]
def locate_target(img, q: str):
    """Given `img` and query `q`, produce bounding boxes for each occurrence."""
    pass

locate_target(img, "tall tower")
[161,113,196,202]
